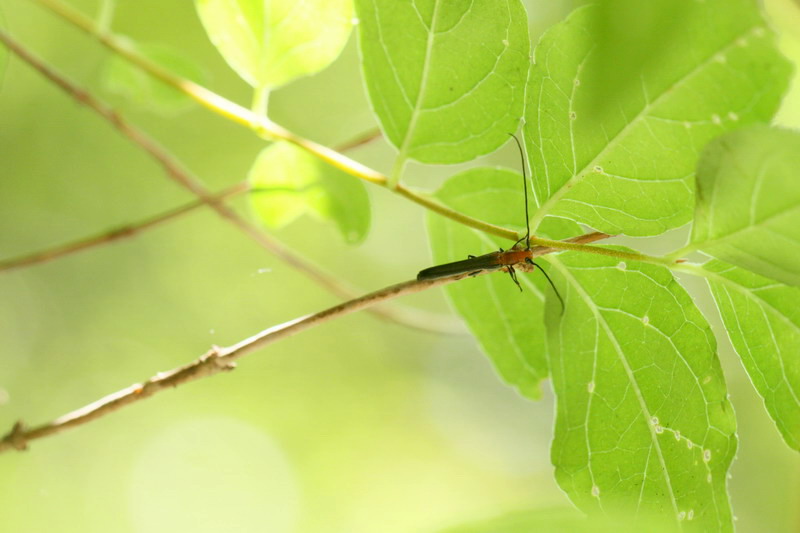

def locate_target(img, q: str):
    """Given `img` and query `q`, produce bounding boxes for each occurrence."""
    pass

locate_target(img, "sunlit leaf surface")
[356,0,530,164]
[692,126,800,286]
[546,250,736,530]
[196,0,354,89]
[249,141,370,244]
[704,259,800,450]
[524,0,790,236]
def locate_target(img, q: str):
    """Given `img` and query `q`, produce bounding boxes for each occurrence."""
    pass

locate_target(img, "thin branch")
[333,127,383,152]
[0,122,381,273]
[0,231,610,454]
[0,28,461,334]
[0,183,247,272]
[0,277,456,454]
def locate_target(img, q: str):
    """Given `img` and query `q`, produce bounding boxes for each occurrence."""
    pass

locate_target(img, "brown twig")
[0,28,462,334]
[0,277,452,453]
[0,230,610,454]
[331,127,383,152]
[0,183,248,272]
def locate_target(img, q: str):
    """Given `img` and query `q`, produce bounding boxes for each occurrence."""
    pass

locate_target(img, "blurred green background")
[1,1,799,531]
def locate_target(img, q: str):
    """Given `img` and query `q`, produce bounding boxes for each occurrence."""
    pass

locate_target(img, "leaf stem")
[527,236,679,267]
[394,184,519,241]
[670,261,713,279]
[390,154,408,188]
[251,83,270,119]
[663,242,700,262]
[95,0,115,35]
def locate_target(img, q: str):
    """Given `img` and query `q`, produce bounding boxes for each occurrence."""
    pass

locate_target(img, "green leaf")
[703,259,800,451]
[248,141,370,244]
[691,126,800,286]
[356,0,530,164]
[103,40,208,114]
[524,1,791,236]
[425,167,577,399]
[195,0,354,89]
[546,250,736,530]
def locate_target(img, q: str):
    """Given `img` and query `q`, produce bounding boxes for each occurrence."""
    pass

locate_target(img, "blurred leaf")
[546,250,736,529]
[582,0,698,122]
[438,506,679,533]
[524,0,791,236]
[426,167,580,399]
[356,0,529,164]
[703,259,800,451]
[102,39,207,114]
[691,126,800,286]
[195,0,354,89]
[248,141,370,244]
[437,507,586,533]
[0,13,7,85]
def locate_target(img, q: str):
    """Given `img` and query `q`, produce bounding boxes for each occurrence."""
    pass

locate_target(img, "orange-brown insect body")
[495,249,533,266]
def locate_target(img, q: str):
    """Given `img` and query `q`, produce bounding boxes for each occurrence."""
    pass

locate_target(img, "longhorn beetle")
[416,134,564,312]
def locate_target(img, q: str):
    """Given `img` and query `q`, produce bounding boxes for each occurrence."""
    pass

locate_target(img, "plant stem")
[670,261,713,279]
[527,236,679,267]
[251,83,270,119]
[394,184,520,241]
[0,274,458,454]
[95,0,115,34]
[664,242,702,262]
[390,154,408,189]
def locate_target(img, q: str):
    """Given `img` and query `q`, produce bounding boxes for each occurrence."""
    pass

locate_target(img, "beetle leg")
[507,265,523,292]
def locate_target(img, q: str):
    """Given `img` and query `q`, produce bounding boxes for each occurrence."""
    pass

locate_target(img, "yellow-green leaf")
[248,141,370,244]
[196,0,354,89]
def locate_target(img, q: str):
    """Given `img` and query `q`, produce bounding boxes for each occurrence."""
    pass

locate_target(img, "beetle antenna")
[526,258,565,315]
[508,133,530,250]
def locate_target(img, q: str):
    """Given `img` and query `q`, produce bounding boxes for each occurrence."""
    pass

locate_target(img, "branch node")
[202,345,236,371]
[3,421,29,451]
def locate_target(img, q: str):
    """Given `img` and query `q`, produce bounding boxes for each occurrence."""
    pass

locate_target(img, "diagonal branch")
[0,183,248,272]
[0,231,610,454]
[0,28,457,334]
[0,276,449,454]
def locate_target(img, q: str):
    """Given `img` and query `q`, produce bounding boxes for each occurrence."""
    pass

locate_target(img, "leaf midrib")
[551,258,682,524]
[396,0,442,163]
